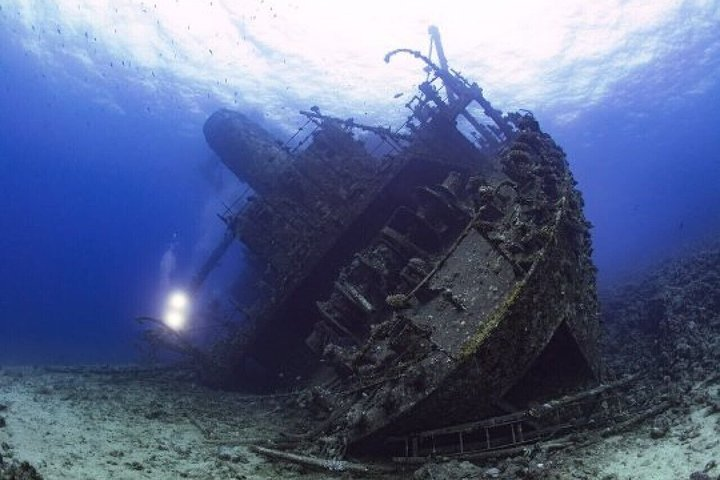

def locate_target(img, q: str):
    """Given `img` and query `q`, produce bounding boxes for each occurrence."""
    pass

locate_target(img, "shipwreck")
[152,27,601,455]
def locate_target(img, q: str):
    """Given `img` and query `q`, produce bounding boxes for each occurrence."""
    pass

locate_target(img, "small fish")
[393,92,403,99]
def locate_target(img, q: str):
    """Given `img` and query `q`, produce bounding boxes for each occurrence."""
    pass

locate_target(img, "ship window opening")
[455,114,485,151]
[456,100,504,150]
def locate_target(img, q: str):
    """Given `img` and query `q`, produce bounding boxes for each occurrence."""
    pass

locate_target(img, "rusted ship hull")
[196,31,600,451]
[308,127,600,449]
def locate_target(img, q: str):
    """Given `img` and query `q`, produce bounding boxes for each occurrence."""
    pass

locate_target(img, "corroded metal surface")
[199,40,599,450]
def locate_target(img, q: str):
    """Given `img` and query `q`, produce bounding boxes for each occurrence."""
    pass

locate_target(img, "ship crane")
[386,26,515,145]
[428,25,449,73]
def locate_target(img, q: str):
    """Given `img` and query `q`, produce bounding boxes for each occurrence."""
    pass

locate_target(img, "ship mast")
[427,25,449,73]
[385,26,516,148]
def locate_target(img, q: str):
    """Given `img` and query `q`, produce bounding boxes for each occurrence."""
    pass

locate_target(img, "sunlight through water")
[3,0,718,130]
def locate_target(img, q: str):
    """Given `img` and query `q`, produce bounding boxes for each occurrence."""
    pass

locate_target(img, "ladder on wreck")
[387,375,653,463]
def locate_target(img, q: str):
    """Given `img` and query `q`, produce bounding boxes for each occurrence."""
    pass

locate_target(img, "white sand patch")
[558,383,720,480]
[0,366,346,479]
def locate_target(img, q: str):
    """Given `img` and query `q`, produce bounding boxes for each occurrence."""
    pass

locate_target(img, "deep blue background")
[549,72,720,280]
[1,18,719,364]
[0,45,226,363]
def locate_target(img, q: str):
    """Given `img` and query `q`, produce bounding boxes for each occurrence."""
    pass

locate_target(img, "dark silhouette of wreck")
[171,27,600,455]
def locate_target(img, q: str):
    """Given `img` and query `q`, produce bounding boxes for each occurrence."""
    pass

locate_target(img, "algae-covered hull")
[197,32,600,450]
[305,126,600,450]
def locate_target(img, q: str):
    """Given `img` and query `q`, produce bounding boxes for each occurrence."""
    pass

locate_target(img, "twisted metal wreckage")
[140,28,661,466]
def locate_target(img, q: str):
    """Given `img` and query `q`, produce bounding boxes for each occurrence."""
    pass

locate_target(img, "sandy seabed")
[0,366,717,480]
[0,366,315,480]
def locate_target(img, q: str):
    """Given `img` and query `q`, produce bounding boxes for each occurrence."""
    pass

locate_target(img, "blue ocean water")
[0,1,719,365]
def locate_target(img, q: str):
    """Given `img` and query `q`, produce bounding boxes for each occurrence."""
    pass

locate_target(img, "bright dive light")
[168,291,189,310]
[164,310,185,330]
[164,290,190,331]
